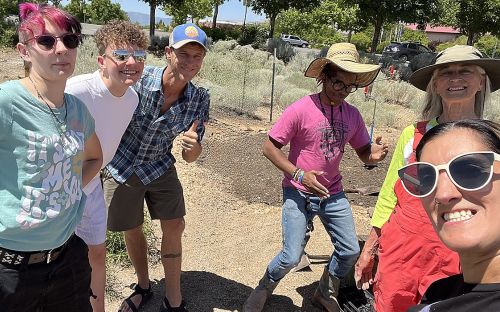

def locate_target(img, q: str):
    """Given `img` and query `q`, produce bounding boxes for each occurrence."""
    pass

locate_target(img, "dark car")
[382,42,432,62]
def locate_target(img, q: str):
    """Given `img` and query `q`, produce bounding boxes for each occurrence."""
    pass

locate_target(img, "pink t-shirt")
[269,93,370,194]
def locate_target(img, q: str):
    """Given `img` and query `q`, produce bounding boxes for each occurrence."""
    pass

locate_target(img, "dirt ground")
[1,49,400,311]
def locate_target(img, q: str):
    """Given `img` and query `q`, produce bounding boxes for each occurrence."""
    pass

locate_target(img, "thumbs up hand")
[181,120,200,152]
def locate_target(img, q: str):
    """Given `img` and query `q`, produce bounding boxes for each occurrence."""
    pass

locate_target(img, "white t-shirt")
[66,70,138,194]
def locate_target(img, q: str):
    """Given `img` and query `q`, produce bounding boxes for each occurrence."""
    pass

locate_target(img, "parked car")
[280,34,309,48]
[382,42,432,62]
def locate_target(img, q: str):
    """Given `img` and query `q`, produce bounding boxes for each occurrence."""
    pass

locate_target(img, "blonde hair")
[421,65,491,120]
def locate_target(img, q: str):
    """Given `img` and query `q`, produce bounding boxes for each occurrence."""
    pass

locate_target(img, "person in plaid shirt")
[104,23,210,312]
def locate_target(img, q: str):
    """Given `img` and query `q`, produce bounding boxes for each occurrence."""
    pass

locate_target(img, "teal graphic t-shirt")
[0,80,95,251]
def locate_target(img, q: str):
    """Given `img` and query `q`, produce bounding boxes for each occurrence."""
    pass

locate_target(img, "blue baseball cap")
[169,23,208,51]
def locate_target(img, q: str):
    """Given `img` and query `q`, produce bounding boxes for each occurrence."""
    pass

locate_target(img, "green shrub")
[239,24,268,49]
[436,35,467,51]
[475,35,500,57]
[201,25,240,42]
[351,31,372,53]
[0,23,17,48]
[267,38,295,64]
[148,35,169,57]
[401,29,429,46]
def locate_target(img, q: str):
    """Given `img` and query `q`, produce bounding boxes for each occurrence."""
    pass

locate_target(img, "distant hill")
[127,11,172,26]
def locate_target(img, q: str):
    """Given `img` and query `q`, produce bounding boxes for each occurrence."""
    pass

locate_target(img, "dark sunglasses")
[104,49,147,63]
[328,78,358,94]
[398,151,500,198]
[25,33,81,50]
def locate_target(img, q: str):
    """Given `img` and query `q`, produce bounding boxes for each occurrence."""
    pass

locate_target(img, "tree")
[436,0,500,45]
[163,0,212,25]
[140,0,184,38]
[246,0,320,38]
[65,0,86,22]
[86,0,127,24]
[211,0,225,29]
[346,0,440,52]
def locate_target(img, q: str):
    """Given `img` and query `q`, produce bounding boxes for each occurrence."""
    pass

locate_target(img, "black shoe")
[159,296,188,312]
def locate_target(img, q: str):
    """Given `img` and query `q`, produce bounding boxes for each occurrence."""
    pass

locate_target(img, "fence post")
[270,47,276,122]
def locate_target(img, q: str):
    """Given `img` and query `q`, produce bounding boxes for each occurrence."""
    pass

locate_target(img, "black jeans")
[0,235,92,312]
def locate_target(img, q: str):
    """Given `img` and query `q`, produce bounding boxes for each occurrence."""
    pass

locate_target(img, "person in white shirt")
[66,20,149,312]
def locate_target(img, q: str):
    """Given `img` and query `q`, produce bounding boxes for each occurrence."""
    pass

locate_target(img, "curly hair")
[94,20,149,55]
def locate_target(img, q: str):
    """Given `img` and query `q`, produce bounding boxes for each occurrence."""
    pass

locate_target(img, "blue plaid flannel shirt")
[106,66,210,185]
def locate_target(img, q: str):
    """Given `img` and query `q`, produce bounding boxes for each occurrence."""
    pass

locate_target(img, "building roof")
[406,23,461,34]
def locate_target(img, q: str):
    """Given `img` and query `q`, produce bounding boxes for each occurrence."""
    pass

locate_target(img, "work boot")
[311,266,342,312]
[242,273,279,312]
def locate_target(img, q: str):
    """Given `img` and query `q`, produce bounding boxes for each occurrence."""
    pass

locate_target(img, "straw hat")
[304,42,381,88]
[410,45,500,92]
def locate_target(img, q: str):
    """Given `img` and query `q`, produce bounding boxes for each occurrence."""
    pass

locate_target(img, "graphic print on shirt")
[17,130,84,229]
[318,119,346,160]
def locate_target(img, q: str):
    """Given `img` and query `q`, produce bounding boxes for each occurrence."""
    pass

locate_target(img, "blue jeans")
[267,187,360,282]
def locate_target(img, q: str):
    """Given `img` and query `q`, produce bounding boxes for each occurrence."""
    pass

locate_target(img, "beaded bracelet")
[292,168,301,181]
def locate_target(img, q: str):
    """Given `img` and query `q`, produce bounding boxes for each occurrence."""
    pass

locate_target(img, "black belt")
[0,235,73,267]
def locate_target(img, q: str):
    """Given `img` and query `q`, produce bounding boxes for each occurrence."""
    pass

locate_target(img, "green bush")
[0,23,17,48]
[401,29,429,46]
[351,31,372,53]
[148,35,169,57]
[267,38,295,64]
[436,35,467,51]
[201,25,240,42]
[475,35,500,57]
[239,24,268,49]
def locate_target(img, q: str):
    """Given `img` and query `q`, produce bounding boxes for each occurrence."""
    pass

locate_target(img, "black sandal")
[119,282,153,312]
[159,296,188,312]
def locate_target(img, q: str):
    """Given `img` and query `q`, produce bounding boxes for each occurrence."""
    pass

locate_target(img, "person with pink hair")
[0,3,102,311]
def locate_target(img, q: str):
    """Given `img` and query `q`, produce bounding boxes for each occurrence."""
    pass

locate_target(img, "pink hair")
[18,2,81,42]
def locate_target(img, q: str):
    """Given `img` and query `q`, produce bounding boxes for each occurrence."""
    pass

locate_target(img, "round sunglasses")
[328,78,358,94]
[398,151,500,198]
[104,49,147,63]
[25,33,81,51]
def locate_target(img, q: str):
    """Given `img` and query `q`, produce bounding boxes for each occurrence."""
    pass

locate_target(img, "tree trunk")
[268,13,277,38]
[212,3,219,29]
[347,30,352,43]
[370,16,384,53]
[149,0,156,39]
[467,32,475,45]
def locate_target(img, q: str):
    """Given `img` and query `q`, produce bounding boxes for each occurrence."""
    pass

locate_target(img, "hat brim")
[304,58,381,88]
[410,59,500,92]
[170,39,208,51]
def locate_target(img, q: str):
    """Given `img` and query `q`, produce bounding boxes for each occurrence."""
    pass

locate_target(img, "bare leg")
[119,224,150,312]
[88,243,106,312]
[160,218,185,308]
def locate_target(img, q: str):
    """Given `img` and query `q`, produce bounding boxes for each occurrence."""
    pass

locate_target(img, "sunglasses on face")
[328,78,358,94]
[398,151,500,198]
[105,49,147,63]
[26,33,81,50]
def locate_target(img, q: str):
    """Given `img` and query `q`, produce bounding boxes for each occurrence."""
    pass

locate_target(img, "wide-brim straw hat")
[304,42,381,88]
[410,45,500,92]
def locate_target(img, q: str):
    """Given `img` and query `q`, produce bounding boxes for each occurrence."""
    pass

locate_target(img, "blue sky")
[107,0,266,22]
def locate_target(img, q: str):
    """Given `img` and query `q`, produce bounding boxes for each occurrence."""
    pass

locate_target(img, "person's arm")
[354,136,389,165]
[82,133,102,187]
[263,136,329,198]
[181,120,202,163]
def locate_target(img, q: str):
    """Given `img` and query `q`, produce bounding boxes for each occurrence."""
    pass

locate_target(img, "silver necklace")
[28,76,67,132]
[28,76,70,149]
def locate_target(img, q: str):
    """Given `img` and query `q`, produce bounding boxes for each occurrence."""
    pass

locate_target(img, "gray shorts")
[104,167,185,232]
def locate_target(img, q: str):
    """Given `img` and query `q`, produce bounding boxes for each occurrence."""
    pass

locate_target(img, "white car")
[280,34,309,48]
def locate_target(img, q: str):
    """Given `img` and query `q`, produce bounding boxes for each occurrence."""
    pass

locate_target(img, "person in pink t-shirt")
[243,43,389,312]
